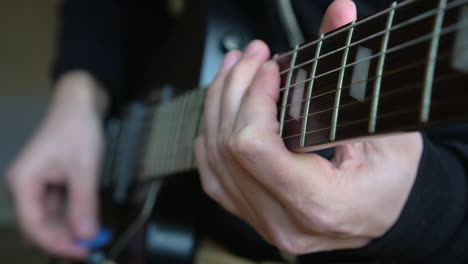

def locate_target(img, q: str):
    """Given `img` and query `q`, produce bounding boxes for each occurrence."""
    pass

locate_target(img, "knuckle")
[300,207,341,235]
[231,125,265,160]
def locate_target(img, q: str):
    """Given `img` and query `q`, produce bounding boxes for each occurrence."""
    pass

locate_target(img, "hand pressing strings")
[194,0,422,255]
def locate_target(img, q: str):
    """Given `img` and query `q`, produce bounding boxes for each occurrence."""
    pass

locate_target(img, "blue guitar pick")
[75,228,112,251]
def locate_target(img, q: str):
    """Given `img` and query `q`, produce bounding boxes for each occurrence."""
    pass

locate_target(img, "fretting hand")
[194,0,423,255]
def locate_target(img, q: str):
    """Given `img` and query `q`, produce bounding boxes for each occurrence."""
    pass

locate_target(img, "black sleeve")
[299,124,468,263]
[361,123,468,262]
[52,0,131,111]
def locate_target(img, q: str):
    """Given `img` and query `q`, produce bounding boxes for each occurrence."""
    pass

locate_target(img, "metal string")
[279,57,428,112]
[275,20,468,117]
[279,39,462,117]
[274,0,419,61]
[278,8,467,93]
[280,70,466,140]
[278,0,458,76]
[281,89,467,140]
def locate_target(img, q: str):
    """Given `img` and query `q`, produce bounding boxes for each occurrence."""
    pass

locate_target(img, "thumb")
[67,154,100,240]
[319,0,357,34]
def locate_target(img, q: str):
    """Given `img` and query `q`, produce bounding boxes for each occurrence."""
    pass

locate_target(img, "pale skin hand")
[195,0,423,255]
[6,71,108,258]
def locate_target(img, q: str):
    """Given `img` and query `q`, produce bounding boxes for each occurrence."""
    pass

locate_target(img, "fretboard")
[141,0,468,180]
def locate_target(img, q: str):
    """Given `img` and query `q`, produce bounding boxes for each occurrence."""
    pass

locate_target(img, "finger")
[202,50,258,216]
[44,185,66,224]
[11,174,85,258]
[67,154,100,240]
[204,50,242,147]
[232,60,294,177]
[319,0,357,34]
[218,40,270,136]
[194,137,240,216]
[215,40,273,225]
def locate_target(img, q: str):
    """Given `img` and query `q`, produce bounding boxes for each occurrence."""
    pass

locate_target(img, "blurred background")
[0,0,58,261]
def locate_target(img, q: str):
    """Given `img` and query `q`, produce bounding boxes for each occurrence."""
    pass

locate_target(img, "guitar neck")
[140,0,468,180]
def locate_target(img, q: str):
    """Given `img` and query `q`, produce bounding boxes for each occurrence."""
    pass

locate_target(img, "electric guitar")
[92,0,468,263]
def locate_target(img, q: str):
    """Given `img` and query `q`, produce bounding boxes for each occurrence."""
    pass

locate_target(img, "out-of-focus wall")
[0,0,58,262]
[0,0,58,220]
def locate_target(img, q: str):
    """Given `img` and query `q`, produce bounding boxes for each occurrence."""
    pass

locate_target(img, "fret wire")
[300,34,324,147]
[279,45,299,137]
[283,106,416,140]
[280,58,426,112]
[275,0,419,61]
[281,68,461,125]
[421,0,447,122]
[330,21,355,141]
[282,90,466,141]
[279,3,439,76]
[369,1,397,133]
[277,18,468,101]
[278,0,467,85]
[282,79,420,124]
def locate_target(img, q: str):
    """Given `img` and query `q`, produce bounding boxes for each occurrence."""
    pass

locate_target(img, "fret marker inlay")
[350,46,373,102]
[290,68,307,119]
[452,5,468,72]
[279,45,299,137]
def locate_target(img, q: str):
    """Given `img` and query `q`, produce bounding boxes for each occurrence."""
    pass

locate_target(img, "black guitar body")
[99,0,287,263]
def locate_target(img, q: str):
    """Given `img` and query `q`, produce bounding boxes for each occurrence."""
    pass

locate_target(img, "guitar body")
[94,0,468,263]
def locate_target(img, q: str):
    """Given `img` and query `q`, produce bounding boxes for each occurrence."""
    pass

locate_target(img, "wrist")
[53,70,110,118]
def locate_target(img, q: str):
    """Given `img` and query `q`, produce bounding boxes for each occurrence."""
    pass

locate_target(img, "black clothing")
[52,1,468,262]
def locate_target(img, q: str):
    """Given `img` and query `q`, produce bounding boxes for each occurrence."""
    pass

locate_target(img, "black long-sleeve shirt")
[53,0,468,262]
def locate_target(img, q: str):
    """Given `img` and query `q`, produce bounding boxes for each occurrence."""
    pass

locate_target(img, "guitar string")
[282,79,420,124]
[278,0,464,76]
[279,56,428,112]
[278,12,467,93]
[108,181,160,259]
[275,0,466,68]
[278,41,459,118]
[275,0,419,60]
[275,20,468,116]
[280,69,462,125]
[281,91,467,141]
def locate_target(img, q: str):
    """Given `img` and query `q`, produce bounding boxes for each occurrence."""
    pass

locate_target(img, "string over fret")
[300,34,324,147]
[369,1,397,133]
[279,45,299,137]
[421,0,447,122]
[330,21,355,141]
[275,0,418,62]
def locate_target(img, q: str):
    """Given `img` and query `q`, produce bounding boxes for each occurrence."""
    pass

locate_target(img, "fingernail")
[78,218,96,238]
[262,61,276,71]
[244,41,260,56]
